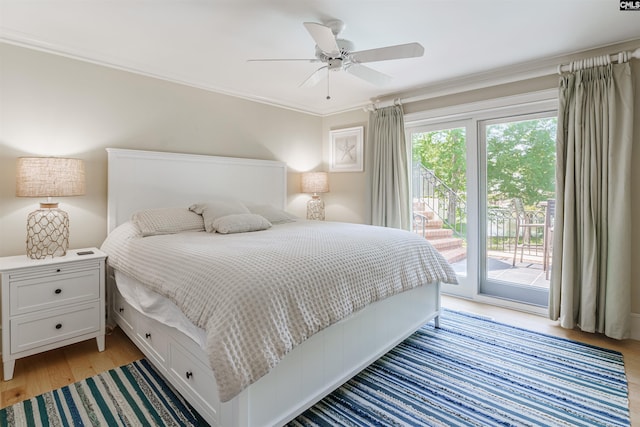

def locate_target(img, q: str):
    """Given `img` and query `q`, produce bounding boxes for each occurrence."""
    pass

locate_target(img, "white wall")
[0,42,325,256]
[321,110,370,224]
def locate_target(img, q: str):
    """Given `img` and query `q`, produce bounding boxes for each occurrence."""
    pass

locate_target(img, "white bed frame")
[106,148,442,427]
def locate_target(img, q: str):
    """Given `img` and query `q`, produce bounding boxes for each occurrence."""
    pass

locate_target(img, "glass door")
[479,113,557,306]
[409,121,473,297]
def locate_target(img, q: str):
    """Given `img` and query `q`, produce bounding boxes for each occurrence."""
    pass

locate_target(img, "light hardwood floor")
[1,297,638,426]
[0,326,144,409]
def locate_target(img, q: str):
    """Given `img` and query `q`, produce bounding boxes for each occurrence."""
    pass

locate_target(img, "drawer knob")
[186,371,193,379]
[145,333,151,339]
[54,288,62,294]
[56,269,61,273]
[55,323,62,330]
[119,307,124,313]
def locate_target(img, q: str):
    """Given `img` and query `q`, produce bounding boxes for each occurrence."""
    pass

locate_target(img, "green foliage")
[486,118,556,206]
[412,117,556,207]
[412,127,467,195]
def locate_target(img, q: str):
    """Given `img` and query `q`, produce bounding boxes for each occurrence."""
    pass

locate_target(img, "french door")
[478,112,557,306]
[407,95,558,308]
[409,120,475,299]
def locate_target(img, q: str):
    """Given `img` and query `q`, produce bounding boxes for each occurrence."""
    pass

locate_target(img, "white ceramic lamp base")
[306,195,325,221]
[26,203,69,259]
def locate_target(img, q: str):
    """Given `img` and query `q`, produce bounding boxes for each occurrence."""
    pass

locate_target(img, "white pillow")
[244,203,297,224]
[132,208,205,237]
[213,213,272,234]
[189,200,251,232]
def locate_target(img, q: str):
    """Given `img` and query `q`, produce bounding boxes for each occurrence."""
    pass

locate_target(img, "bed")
[102,148,457,427]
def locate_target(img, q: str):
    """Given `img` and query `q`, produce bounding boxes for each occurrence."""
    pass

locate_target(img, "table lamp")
[301,172,329,220]
[16,157,86,259]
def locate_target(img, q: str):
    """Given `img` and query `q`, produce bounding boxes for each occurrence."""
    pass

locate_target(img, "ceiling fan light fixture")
[327,58,343,69]
[249,19,424,92]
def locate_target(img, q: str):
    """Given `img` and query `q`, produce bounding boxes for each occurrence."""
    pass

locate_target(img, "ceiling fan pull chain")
[326,68,331,100]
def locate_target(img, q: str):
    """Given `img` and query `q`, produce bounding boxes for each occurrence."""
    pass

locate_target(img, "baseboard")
[631,312,640,341]
[446,293,640,341]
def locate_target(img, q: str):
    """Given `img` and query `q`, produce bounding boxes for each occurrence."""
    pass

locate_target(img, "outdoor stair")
[428,236,464,251]
[438,247,468,264]
[413,207,467,264]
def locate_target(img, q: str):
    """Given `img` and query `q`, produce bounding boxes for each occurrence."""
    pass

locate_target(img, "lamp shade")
[16,157,86,197]
[301,172,329,194]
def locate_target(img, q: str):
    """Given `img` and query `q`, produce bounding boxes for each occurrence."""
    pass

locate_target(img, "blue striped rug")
[1,310,630,426]
[290,309,630,427]
[0,358,206,426]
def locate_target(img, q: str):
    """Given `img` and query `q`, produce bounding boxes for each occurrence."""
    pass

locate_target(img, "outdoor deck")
[413,193,553,290]
[450,250,550,288]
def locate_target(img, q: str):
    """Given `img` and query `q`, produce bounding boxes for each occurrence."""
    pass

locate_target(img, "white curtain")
[369,105,410,229]
[549,56,634,340]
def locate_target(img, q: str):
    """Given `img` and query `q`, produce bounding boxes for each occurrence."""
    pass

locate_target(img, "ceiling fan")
[249,20,424,94]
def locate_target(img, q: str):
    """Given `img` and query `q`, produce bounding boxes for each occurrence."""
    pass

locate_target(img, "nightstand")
[0,248,106,380]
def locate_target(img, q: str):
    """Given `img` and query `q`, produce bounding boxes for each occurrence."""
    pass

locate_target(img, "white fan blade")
[303,22,340,57]
[351,42,424,63]
[300,66,328,88]
[247,58,319,63]
[346,63,392,86]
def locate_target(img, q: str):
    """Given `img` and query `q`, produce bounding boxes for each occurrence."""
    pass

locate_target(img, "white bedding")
[113,270,207,349]
[101,219,457,402]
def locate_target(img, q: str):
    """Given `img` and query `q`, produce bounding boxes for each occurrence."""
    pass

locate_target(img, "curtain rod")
[365,46,640,111]
[363,98,401,112]
[557,47,640,74]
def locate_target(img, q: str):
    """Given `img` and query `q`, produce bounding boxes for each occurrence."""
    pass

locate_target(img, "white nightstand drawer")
[10,301,101,353]
[10,269,100,316]
[7,260,102,281]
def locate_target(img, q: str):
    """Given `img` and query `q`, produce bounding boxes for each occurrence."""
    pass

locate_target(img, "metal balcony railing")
[412,162,547,258]
[412,163,466,238]
[488,204,546,258]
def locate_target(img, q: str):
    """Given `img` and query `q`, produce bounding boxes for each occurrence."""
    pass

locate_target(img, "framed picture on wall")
[329,126,364,172]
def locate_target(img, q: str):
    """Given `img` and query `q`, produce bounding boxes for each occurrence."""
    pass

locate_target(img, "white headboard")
[106,148,287,232]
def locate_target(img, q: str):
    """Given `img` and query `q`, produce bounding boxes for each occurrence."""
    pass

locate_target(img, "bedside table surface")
[0,248,106,271]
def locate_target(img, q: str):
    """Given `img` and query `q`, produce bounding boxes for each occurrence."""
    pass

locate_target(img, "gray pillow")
[244,203,297,224]
[189,200,251,232]
[132,208,205,237]
[213,213,272,234]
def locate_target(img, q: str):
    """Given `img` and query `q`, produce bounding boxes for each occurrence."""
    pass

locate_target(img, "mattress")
[102,219,457,401]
